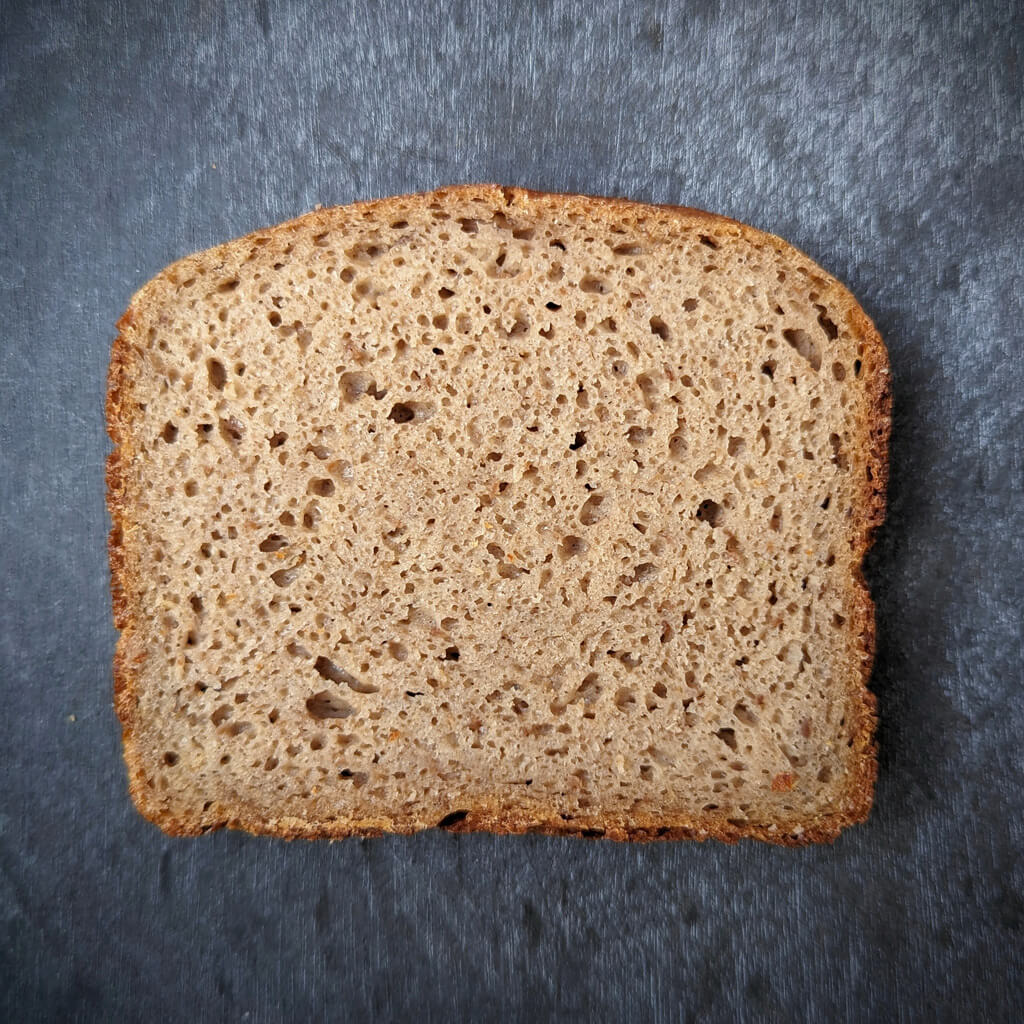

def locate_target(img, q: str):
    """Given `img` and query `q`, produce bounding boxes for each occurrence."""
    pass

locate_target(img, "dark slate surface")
[2,0,1022,1020]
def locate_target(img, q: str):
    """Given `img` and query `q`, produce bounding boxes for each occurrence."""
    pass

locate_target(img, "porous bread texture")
[108,186,890,844]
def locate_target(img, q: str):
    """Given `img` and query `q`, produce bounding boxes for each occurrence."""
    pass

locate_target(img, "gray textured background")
[2,0,1022,1020]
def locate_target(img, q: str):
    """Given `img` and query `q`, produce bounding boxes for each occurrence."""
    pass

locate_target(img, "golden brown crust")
[836,300,892,828]
[107,184,890,845]
[140,791,859,844]
[107,312,141,760]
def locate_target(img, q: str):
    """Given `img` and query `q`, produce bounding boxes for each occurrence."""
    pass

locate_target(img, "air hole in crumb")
[219,417,244,444]
[580,275,608,294]
[579,493,608,526]
[830,433,849,471]
[308,478,335,497]
[161,422,178,443]
[816,306,839,339]
[443,646,460,661]
[259,533,288,553]
[734,703,758,726]
[270,566,300,587]
[762,360,776,379]
[340,371,385,403]
[649,317,669,340]
[683,297,699,312]
[437,810,469,829]
[783,328,821,371]
[636,372,661,408]
[388,401,434,424]
[314,655,378,693]
[699,234,720,249]
[610,242,646,255]
[696,499,722,526]
[268,431,288,448]
[210,705,231,726]
[715,728,738,750]
[560,535,588,560]
[207,359,226,390]
[636,562,658,583]
[163,751,178,766]
[305,690,354,719]
[347,241,385,262]
[569,431,587,451]
[338,769,368,787]
[614,688,636,711]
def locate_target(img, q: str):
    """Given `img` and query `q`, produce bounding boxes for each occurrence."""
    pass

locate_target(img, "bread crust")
[107,185,891,844]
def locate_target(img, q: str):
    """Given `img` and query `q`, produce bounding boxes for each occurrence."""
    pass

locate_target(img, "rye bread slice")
[107,186,890,843]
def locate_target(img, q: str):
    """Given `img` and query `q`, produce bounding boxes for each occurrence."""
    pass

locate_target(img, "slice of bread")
[107,186,890,844]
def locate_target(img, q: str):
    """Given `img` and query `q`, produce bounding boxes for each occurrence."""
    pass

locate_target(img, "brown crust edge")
[107,184,891,845]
